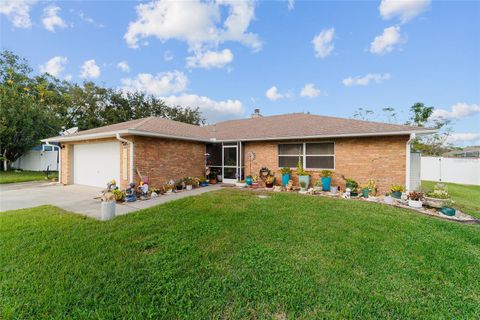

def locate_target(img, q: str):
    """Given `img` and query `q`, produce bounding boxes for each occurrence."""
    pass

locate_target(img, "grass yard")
[0,170,58,184]
[422,180,480,219]
[1,190,479,319]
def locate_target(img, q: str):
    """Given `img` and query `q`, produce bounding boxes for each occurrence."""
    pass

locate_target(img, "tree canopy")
[0,50,204,168]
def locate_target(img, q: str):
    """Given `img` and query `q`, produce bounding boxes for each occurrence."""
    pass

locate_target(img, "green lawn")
[1,190,479,319]
[0,170,58,184]
[422,180,480,219]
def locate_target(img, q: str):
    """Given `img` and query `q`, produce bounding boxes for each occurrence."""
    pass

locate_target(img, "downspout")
[45,142,61,183]
[405,133,416,191]
[116,133,134,184]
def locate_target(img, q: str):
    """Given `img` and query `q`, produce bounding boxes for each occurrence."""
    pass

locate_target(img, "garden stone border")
[236,186,479,225]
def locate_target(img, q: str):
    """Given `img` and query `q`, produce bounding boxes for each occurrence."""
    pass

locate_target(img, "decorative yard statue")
[286,179,294,191]
[343,188,351,199]
[125,182,137,202]
[138,181,149,199]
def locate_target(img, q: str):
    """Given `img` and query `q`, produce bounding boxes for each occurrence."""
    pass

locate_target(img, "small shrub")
[281,167,292,175]
[321,170,333,178]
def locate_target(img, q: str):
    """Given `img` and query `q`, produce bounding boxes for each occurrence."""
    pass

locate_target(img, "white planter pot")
[384,196,394,204]
[100,201,116,221]
[186,185,193,191]
[330,186,338,194]
[408,199,423,208]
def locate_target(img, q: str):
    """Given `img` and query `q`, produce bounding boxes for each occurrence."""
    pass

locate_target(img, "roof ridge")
[131,116,155,130]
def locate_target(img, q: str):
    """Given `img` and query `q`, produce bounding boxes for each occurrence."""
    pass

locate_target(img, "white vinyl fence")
[12,150,58,171]
[421,156,480,185]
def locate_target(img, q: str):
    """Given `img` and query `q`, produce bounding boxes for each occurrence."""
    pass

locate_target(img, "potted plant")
[246,175,253,186]
[424,183,451,208]
[361,184,370,198]
[440,203,456,216]
[251,175,259,188]
[407,191,424,208]
[366,179,377,196]
[330,185,339,194]
[299,181,307,192]
[321,170,333,191]
[163,184,173,194]
[313,180,323,193]
[344,177,359,197]
[384,192,394,204]
[390,185,405,199]
[209,171,217,185]
[175,179,184,191]
[296,159,311,190]
[280,167,292,187]
[265,175,275,188]
[184,177,194,191]
[199,177,208,187]
[112,189,125,202]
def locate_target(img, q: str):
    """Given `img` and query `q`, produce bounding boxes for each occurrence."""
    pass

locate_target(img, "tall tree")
[0,51,62,169]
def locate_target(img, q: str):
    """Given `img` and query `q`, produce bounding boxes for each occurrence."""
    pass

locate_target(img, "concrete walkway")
[0,182,222,219]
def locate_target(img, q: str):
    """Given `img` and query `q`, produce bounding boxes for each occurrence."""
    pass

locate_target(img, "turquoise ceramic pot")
[440,207,456,216]
[246,176,253,185]
[321,177,331,191]
[282,174,290,187]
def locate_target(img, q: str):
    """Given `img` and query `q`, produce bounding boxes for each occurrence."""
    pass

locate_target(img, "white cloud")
[124,0,261,52]
[312,28,335,58]
[39,56,68,78]
[117,61,130,73]
[446,133,480,146]
[163,94,244,122]
[265,86,284,101]
[186,49,234,69]
[42,5,67,32]
[343,73,391,86]
[78,11,104,28]
[0,0,37,28]
[164,51,174,61]
[432,103,480,120]
[370,26,405,55]
[300,83,323,98]
[379,0,431,23]
[287,0,295,11]
[121,71,188,96]
[80,59,101,79]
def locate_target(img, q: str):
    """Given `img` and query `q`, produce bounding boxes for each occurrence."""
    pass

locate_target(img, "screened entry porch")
[206,142,245,184]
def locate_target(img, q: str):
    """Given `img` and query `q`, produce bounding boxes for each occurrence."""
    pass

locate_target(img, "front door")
[223,145,238,184]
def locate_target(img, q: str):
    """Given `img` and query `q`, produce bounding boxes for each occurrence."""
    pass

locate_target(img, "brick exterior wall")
[59,133,407,194]
[243,135,409,194]
[132,136,205,188]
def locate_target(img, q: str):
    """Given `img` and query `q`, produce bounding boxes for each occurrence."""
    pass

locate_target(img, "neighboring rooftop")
[44,112,436,142]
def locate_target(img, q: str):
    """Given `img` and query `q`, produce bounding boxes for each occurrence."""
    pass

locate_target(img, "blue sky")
[1,0,479,146]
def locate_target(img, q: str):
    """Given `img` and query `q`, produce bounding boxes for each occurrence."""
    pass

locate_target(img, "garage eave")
[42,130,130,143]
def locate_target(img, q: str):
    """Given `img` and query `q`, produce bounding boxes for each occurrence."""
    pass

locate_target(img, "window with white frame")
[278,142,334,169]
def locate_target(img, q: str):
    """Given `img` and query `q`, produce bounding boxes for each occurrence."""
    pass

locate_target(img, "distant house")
[443,146,480,158]
[43,111,436,193]
[12,144,59,171]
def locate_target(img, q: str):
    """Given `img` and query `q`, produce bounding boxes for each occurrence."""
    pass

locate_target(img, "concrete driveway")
[0,181,222,219]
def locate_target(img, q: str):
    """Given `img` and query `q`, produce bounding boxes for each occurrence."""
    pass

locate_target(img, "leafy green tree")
[0,51,61,169]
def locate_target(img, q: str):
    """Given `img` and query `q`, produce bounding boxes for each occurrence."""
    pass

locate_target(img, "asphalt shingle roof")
[44,113,434,142]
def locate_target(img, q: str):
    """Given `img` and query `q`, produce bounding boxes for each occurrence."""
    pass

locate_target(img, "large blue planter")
[321,177,331,191]
[298,175,310,190]
[282,174,290,187]
[246,176,253,185]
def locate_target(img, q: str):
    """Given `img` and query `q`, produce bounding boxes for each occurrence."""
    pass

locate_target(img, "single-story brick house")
[43,111,435,193]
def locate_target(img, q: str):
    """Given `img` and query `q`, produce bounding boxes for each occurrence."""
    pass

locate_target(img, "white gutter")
[115,133,134,184]
[405,133,416,191]
[45,141,61,184]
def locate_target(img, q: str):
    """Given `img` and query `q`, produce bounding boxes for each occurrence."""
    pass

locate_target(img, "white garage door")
[73,142,120,188]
